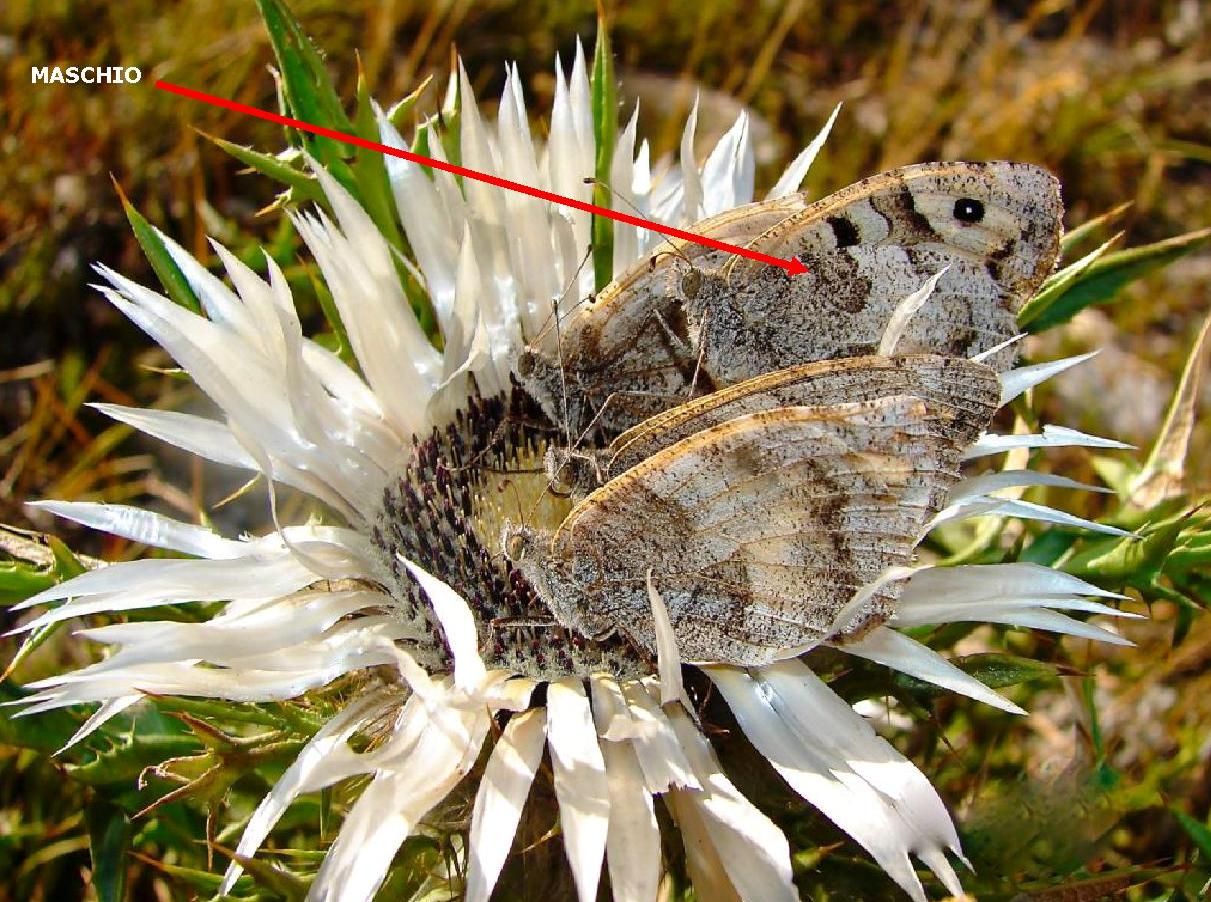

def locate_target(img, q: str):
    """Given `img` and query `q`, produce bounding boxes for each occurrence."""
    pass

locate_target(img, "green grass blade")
[591,9,618,292]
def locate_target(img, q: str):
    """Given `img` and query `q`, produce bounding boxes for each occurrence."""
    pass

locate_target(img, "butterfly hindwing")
[513,380,998,665]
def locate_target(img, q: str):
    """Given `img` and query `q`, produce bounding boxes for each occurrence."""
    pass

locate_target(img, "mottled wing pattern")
[518,194,812,433]
[687,162,1063,383]
[533,392,984,665]
[605,354,999,477]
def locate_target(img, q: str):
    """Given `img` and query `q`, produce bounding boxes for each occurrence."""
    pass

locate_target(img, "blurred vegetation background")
[2,0,1211,899]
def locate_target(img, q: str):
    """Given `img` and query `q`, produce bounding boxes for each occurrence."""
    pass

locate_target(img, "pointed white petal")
[999,352,1098,406]
[600,738,660,902]
[221,689,396,894]
[964,425,1134,459]
[931,496,1134,537]
[837,627,1025,714]
[663,788,743,902]
[310,702,490,902]
[27,501,244,559]
[646,573,685,706]
[878,268,948,356]
[399,556,487,691]
[678,98,703,223]
[90,403,255,469]
[58,695,142,753]
[701,112,754,215]
[707,666,941,902]
[768,103,841,199]
[619,682,701,792]
[949,469,1110,501]
[547,678,610,902]
[971,608,1135,644]
[466,708,548,902]
[664,705,797,902]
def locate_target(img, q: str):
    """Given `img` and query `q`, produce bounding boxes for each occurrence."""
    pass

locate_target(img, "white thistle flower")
[10,46,1139,902]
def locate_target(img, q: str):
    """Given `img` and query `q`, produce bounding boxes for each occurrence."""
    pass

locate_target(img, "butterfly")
[516,161,1061,436]
[504,355,1001,666]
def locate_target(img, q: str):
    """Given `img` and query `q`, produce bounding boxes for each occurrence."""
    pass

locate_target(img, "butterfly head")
[543,446,603,497]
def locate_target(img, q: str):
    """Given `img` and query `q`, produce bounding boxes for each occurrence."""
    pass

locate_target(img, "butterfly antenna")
[551,244,594,448]
[526,246,598,347]
[647,246,695,272]
[583,175,649,220]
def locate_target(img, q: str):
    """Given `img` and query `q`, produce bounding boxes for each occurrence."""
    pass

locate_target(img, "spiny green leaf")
[205,133,323,203]
[114,180,200,314]
[1062,508,1187,587]
[86,799,133,902]
[386,73,433,130]
[68,734,203,786]
[256,0,352,169]
[1020,226,1211,332]
[591,9,618,293]
[954,652,1062,690]
[0,559,56,600]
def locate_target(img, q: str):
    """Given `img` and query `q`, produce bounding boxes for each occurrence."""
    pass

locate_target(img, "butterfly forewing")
[689,162,1062,384]
[518,161,1061,435]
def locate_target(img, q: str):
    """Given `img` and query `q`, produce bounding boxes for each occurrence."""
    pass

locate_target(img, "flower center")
[369,386,652,681]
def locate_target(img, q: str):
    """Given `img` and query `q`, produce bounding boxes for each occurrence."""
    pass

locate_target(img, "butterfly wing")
[517,194,812,433]
[605,354,999,477]
[688,161,1063,383]
[533,392,980,665]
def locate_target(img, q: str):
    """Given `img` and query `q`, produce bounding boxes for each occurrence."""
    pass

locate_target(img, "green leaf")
[0,559,56,601]
[114,180,200,314]
[47,535,87,579]
[68,733,204,787]
[954,651,1061,689]
[386,73,433,131]
[1174,809,1211,861]
[1059,201,1132,257]
[86,799,133,902]
[1020,226,1211,332]
[0,683,81,752]
[1062,508,1186,588]
[206,133,323,203]
[224,850,308,900]
[255,0,353,169]
[591,10,618,293]
[1130,313,1211,506]
[1016,230,1121,331]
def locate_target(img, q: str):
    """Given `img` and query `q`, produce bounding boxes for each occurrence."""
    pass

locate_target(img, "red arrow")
[155,79,808,277]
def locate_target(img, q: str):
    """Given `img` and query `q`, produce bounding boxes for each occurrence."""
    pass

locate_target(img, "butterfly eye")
[504,529,528,561]
[680,269,704,299]
[516,349,538,378]
[953,198,985,223]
